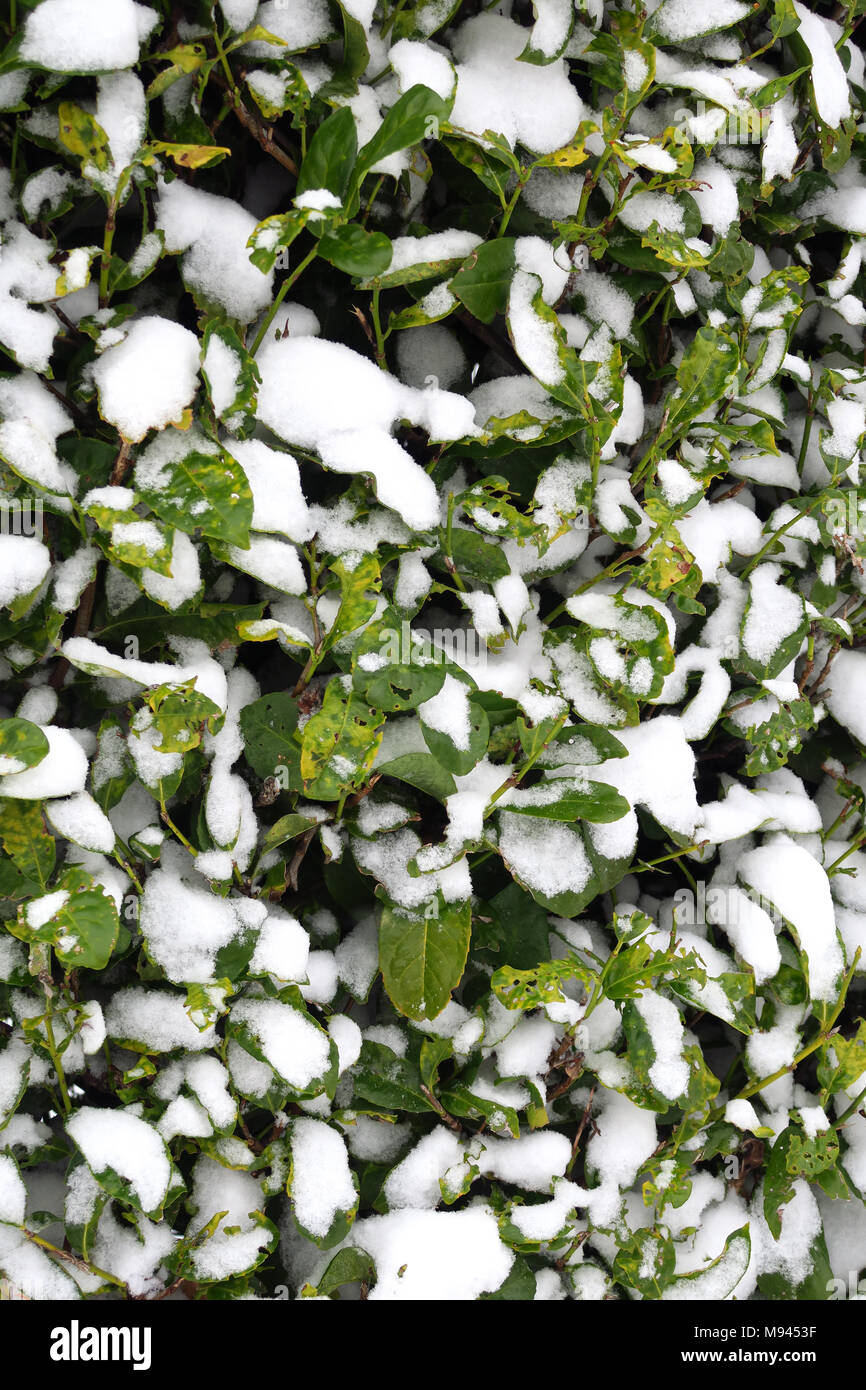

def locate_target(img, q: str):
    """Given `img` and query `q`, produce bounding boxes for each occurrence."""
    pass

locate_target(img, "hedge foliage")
[1,0,866,1302]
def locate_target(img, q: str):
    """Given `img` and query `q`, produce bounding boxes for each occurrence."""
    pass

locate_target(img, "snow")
[157,178,274,324]
[498,811,593,901]
[62,635,228,711]
[203,334,242,416]
[389,39,457,103]
[328,1014,362,1075]
[793,1,851,129]
[509,270,563,385]
[230,997,331,1091]
[388,231,481,275]
[725,1099,763,1132]
[19,0,158,73]
[226,535,305,595]
[250,0,334,54]
[0,222,59,371]
[66,1108,170,1214]
[105,987,217,1052]
[45,791,115,853]
[138,868,261,984]
[419,674,472,751]
[21,167,73,221]
[705,883,781,984]
[826,649,866,745]
[449,15,584,154]
[0,724,87,800]
[585,1089,658,1227]
[652,0,750,41]
[256,336,477,531]
[763,97,798,183]
[226,439,313,543]
[249,910,310,983]
[737,839,842,1001]
[634,990,688,1100]
[92,316,200,442]
[142,528,202,611]
[53,546,98,614]
[349,1207,513,1300]
[0,535,51,609]
[690,159,739,236]
[188,1158,271,1280]
[290,1118,356,1237]
[747,1005,804,1076]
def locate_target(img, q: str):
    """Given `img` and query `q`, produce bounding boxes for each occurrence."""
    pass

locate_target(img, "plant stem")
[112,850,143,894]
[21,1228,126,1289]
[42,1003,71,1117]
[740,496,821,580]
[634,840,709,873]
[707,948,862,1121]
[159,797,197,856]
[370,285,387,368]
[825,834,866,876]
[99,192,119,309]
[832,1080,866,1130]
[250,245,318,355]
[486,711,569,813]
[443,492,466,591]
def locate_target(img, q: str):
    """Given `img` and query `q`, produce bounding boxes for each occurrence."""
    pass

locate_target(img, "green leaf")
[613,1227,676,1297]
[655,326,742,457]
[0,799,54,888]
[451,239,515,323]
[474,881,552,970]
[240,693,300,781]
[438,1083,520,1138]
[379,895,472,1021]
[759,1229,834,1300]
[763,1127,800,1240]
[0,719,49,775]
[351,84,452,194]
[326,555,383,649]
[300,682,384,800]
[296,105,358,201]
[144,681,222,754]
[262,813,320,854]
[818,1021,866,1096]
[519,0,573,64]
[440,528,509,582]
[374,751,456,802]
[352,1040,437,1113]
[12,880,118,970]
[500,777,630,824]
[661,1225,751,1300]
[420,696,489,777]
[302,1245,375,1298]
[318,224,393,278]
[201,319,260,423]
[480,1256,536,1300]
[135,438,253,548]
[58,102,110,172]
[143,142,230,170]
[492,956,594,1012]
[352,623,446,711]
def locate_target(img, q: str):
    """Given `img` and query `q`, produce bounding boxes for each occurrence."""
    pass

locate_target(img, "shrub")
[0,0,865,1304]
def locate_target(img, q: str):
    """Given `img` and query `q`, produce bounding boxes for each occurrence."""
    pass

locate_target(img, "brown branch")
[49,574,99,691]
[568,1084,597,1171]
[212,74,298,176]
[805,638,841,699]
[420,1085,462,1132]
[109,438,133,486]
